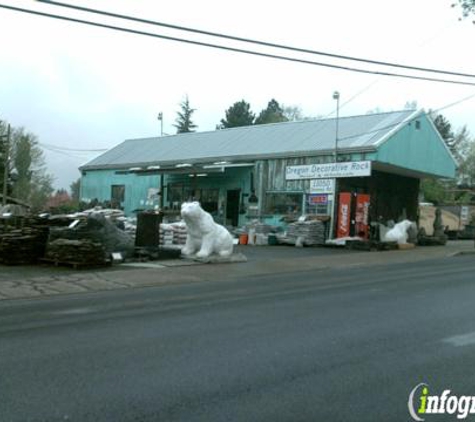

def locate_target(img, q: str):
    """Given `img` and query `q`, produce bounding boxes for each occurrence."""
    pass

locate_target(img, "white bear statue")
[180,201,234,259]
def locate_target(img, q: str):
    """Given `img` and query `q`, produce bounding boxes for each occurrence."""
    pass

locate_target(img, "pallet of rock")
[0,221,49,265]
[44,238,109,268]
[283,220,326,246]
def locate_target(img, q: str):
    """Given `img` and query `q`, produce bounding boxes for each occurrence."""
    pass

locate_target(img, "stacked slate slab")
[45,238,108,267]
[0,218,49,265]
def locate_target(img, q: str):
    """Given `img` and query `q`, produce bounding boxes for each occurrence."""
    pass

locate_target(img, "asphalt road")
[2,255,475,421]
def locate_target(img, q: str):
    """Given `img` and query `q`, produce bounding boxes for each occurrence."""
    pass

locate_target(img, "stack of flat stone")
[45,238,108,266]
[0,221,49,265]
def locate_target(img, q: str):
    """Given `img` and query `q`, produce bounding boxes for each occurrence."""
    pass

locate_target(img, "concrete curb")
[0,243,473,301]
[448,250,475,257]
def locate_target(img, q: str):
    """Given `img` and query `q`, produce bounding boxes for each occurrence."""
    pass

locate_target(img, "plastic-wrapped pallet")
[172,221,187,246]
[160,224,174,246]
[255,224,273,235]
[255,233,269,245]
[160,222,188,246]
[282,220,326,246]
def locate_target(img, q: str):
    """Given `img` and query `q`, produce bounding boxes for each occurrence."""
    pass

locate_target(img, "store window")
[167,184,219,213]
[168,183,192,209]
[264,192,303,215]
[306,194,331,215]
[199,189,219,214]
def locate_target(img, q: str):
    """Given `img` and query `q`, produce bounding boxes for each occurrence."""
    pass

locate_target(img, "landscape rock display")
[0,218,49,265]
[48,213,134,258]
[45,213,134,266]
[45,238,108,267]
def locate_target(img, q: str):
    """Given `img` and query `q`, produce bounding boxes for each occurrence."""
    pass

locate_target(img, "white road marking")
[443,331,475,347]
[120,262,166,268]
[54,307,94,316]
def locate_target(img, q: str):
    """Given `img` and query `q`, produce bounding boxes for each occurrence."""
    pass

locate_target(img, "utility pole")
[157,112,163,137]
[156,112,164,210]
[328,91,340,239]
[1,124,11,206]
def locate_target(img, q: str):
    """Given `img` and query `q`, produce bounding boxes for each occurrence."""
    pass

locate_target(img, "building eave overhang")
[79,146,378,172]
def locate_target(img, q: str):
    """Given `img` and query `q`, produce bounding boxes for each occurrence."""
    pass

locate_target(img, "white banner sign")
[286,161,371,180]
[309,178,335,194]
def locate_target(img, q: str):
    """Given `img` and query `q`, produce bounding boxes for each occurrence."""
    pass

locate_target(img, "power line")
[433,92,475,114]
[39,143,105,160]
[2,4,475,87]
[338,94,475,143]
[321,20,459,119]
[39,142,108,152]
[43,0,469,121]
[36,0,475,80]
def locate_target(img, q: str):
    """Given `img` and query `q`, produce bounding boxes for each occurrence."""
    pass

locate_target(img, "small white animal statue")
[383,219,416,244]
[180,201,234,258]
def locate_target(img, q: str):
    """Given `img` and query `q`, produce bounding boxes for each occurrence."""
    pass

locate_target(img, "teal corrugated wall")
[80,170,161,215]
[80,167,252,223]
[375,114,457,178]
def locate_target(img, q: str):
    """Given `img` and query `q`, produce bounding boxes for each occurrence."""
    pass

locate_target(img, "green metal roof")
[80,109,456,178]
[81,110,419,169]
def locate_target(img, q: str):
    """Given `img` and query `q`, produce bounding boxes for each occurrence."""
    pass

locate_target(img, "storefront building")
[80,109,456,237]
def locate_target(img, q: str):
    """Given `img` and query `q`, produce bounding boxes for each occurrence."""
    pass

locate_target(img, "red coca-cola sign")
[337,192,352,238]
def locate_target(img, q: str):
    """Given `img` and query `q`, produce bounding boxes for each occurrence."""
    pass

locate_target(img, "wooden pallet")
[345,239,399,251]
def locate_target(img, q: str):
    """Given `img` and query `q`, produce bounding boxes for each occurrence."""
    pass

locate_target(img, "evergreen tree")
[433,114,454,142]
[422,114,475,201]
[432,113,470,161]
[173,96,197,134]
[220,100,255,128]
[453,0,475,20]
[254,99,288,125]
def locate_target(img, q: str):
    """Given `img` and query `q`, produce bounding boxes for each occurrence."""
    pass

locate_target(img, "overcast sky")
[1,0,474,190]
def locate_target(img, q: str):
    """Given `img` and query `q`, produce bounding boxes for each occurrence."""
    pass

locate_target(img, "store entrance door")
[226,189,241,227]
